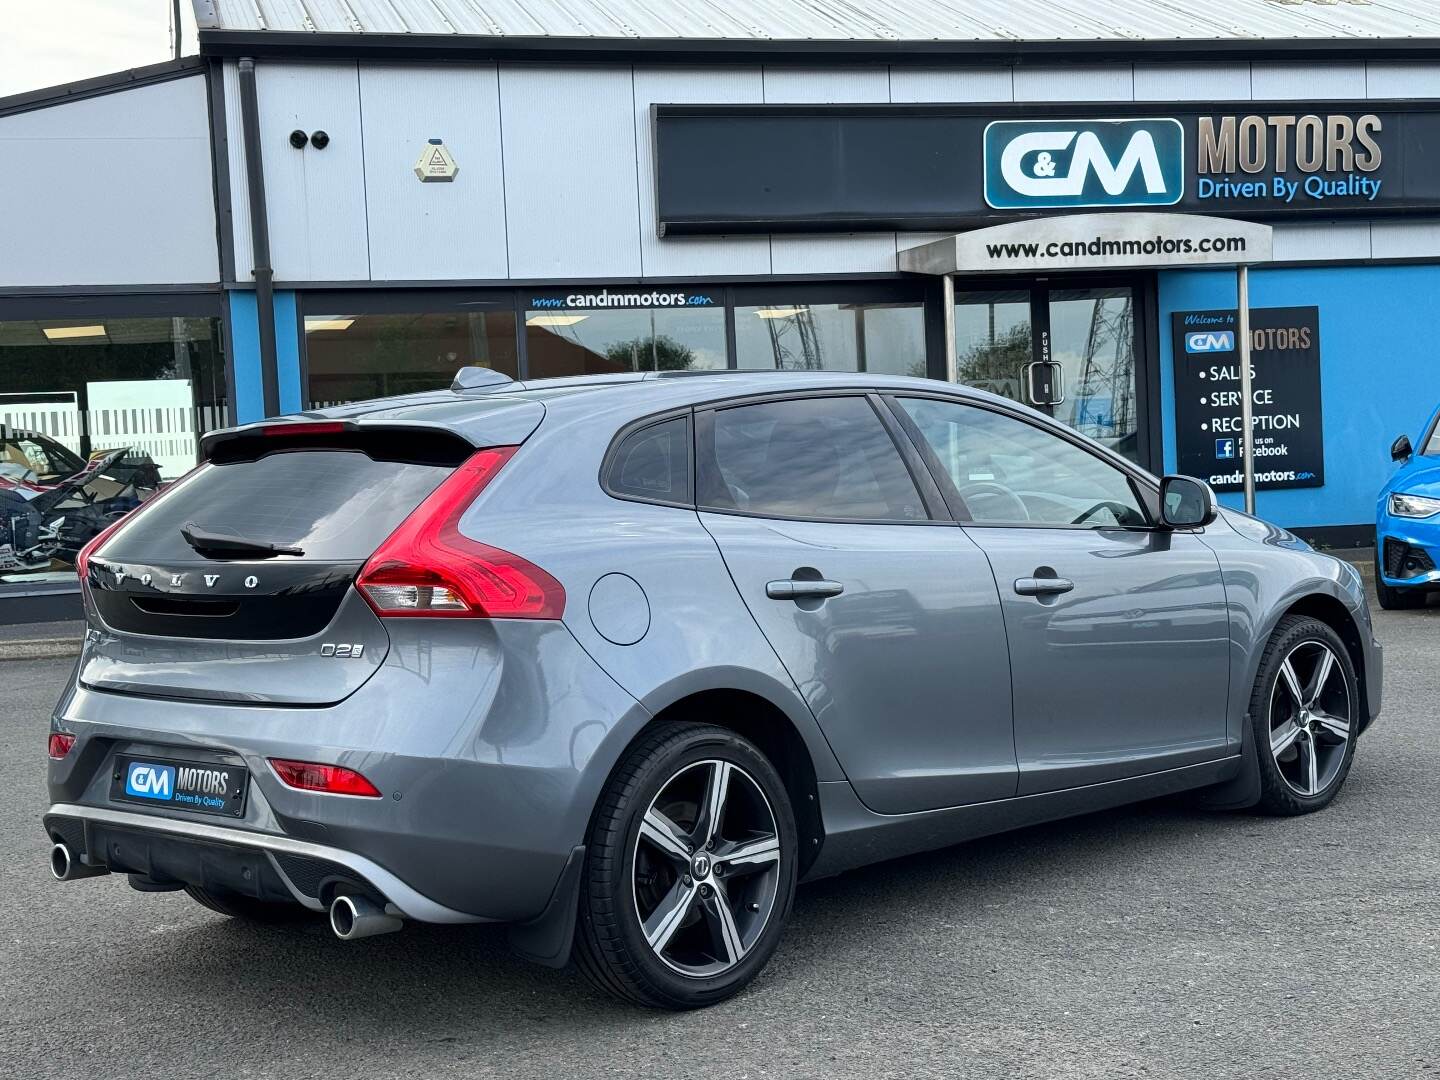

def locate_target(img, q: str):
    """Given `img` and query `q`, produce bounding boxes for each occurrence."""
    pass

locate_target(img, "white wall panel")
[252,63,370,282]
[0,76,218,287]
[500,65,642,279]
[887,67,1013,103]
[1013,65,1133,102]
[1133,63,1251,101]
[763,67,897,276]
[1371,221,1440,261]
[360,64,508,281]
[1366,63,1440,99]
[1251,63,1366,100]
[633,66,769,278]
[1271,222,1371,263]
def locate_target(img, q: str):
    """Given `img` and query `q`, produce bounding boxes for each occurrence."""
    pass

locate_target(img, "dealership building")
[5,0,1440,618]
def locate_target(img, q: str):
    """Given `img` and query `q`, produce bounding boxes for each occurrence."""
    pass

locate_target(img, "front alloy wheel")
[575,723,797,1009]
[1251,615,1359,815]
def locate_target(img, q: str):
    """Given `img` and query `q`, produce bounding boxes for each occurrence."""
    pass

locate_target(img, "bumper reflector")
[269,759,382,798]
[48,733,75,760]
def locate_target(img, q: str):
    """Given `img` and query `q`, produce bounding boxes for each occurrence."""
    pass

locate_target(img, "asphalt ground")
[1,605,1436,1079]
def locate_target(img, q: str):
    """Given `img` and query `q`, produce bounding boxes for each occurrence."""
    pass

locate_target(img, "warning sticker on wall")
[414,140,459,183]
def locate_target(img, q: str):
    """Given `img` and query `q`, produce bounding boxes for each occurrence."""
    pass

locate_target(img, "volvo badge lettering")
[985,118,1185,210]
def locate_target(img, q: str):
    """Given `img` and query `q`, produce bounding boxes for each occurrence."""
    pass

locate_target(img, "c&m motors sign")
[983,118,1184,210]
[653,101,1440,234]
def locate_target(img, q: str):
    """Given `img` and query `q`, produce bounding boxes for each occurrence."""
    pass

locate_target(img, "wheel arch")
[640,688,827,878]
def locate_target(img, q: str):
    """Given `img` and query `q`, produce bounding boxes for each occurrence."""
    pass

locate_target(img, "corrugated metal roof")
[192,0,1440,41]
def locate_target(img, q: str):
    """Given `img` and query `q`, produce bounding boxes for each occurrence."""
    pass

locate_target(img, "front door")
[695,393,1017,815]
[892,394,1232,795]
[953,284,1144,464]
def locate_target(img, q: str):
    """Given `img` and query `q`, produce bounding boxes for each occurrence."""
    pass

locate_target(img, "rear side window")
[105,450,451,562]
[699,396,926,522]
[604,416,692,505]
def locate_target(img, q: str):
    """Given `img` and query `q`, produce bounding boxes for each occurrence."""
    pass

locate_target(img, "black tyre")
[183,885,313,923]
[1250,615,1359,816]
[574,723,797,1010]
[1375,558,1426,610]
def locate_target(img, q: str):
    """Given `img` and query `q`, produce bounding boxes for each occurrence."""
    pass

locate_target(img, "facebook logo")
[1215,438,1236,460]
[125,762,175,801]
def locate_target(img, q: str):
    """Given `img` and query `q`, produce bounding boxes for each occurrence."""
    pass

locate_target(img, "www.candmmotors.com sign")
[899,213,1273,275]
[653,101,1436,234]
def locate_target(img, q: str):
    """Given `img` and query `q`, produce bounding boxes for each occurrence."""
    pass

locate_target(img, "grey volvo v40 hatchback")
[44,370,1381,1009]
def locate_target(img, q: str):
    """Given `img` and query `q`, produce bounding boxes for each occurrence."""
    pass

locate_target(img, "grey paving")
[2,607,1436,1079]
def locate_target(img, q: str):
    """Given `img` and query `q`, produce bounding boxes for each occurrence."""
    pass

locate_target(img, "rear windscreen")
[105,450,452,562]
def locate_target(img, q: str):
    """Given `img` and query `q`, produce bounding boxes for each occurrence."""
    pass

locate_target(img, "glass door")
[954,284,1142,464]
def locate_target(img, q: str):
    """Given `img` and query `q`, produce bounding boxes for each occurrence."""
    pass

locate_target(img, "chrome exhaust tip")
[50,842,107,881]
[329,894,403,941]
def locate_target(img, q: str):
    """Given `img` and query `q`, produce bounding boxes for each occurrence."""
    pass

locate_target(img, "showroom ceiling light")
[753,307,809,319]
[306,318,356,331]
[43,325,106,340]
[526,314,589,327]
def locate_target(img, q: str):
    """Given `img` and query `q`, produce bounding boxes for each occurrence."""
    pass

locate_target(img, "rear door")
[80,427,477,706]
[696,393,1016,814]
[890,394,1231,794]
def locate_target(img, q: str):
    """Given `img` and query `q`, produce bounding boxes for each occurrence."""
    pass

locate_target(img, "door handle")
[766,579,845,600]
[1014,576,1074,597]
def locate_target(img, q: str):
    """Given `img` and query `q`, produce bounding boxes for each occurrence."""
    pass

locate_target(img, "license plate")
[111,755,248,818]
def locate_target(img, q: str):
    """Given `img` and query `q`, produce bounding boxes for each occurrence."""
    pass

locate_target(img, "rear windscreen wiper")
[180,521,304,558]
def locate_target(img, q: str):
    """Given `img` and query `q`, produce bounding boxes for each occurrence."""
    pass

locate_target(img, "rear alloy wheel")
[1251,615,1359,815]
[575,723,797,1009]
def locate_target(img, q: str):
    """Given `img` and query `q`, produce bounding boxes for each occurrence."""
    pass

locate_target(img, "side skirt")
[803,756,1243,881]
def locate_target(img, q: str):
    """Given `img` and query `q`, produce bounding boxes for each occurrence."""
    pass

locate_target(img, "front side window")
[897,396,1147,528]
[0,312,226,585]
[525,306,725,378]
[304,310,518,407]
[699,396,926,522]
[734,300,925,376]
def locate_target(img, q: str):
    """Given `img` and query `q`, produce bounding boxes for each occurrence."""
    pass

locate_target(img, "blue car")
[1376,408,1440,608]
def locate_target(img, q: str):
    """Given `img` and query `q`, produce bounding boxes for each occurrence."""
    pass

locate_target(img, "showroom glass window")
[733,300,925,376]
[525,298,725,378]
[304,309,518,407]
[0,313,226,586]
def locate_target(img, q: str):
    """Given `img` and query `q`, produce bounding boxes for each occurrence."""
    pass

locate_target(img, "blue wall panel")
[226,291,265,425]
[1158,264,1440,530]
[225,289,301,423]
[274,289,301,415]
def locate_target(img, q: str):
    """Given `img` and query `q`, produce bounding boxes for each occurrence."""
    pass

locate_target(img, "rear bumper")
[43,803,486,923]
[48,618,649,923]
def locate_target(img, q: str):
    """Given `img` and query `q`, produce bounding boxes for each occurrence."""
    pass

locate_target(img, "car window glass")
[897,397,1147,528]
[606,416,692,504]
[700,396,925,522]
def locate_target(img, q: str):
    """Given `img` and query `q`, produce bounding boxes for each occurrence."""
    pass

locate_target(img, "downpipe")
[50,843,108,881]
[329,894,403,941]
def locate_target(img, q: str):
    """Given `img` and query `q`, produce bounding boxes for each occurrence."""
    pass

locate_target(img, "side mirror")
[1391,434,1413,462]
[1160,475,1217,529]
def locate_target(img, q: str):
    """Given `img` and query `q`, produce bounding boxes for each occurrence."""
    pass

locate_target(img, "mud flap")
[507,844,585,968]
[1190,715,1263,811]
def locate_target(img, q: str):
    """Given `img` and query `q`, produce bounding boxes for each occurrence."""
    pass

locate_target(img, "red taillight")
[75,464,205,581]
[260,421,347,437]
[268,758,382,797]
[48,733,75,760]
[356,446,566,620]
